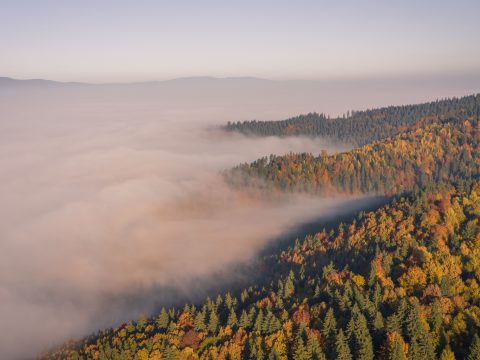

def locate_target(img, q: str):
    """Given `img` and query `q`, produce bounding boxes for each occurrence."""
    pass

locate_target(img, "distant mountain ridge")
[0,76,269,87]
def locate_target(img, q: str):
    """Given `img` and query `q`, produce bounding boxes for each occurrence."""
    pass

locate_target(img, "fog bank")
[0,83,358,359]
[2,76,474,358]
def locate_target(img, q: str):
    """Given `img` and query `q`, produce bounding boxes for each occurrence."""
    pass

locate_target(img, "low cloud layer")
[3,74,475,358]
[0,83,361,359]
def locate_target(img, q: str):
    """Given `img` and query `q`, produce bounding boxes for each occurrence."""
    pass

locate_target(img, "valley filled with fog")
[0,77,477,358]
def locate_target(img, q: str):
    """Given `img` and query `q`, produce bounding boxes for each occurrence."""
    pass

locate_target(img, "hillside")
[224,94,480,146]
[227,117,480,196]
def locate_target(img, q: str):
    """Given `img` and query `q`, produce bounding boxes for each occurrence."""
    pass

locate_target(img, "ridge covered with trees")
[224,94,480,146]
[227,117,480,196]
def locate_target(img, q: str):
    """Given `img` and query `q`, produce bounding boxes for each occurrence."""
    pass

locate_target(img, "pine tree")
[322,308,337,359]
[239,309,251,329]
[241,289,249,303]
[225,292,234,309]
[254,310,264,333]
[388,335,407,360]
[467,334,480,360]
[405,301,435,360]
[428,300,442,349]
[336,329,353,360]
[284,271,295,298]
[208,309,219,334]
[156,308,169,330]
[306,335,326,360]
[194,310,206,331]
[293,337,308,360]
[256,342,265,360]
[136,314,146,331]
[227,308,238,328]
[347,307,373,360]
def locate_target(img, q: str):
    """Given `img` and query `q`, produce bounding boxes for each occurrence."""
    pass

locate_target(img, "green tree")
[336,329,353,360]
[156,308,169,330]
[388,336,407,360]
[227,308,238,327]
[322,308,337,359]
[405,302,435,360]
[194,310,206,331]
[467,334,480,360]
[208,309,219,334]
[239,309,251,329]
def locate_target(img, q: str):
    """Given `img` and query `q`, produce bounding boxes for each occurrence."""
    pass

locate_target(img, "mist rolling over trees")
[34,90,480,360]
[2,1,480,359]
[0,80,363,359]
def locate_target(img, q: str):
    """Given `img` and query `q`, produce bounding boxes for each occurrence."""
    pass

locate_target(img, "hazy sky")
[1,0,480,82]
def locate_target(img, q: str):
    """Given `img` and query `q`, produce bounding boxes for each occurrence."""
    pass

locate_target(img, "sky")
[1,0,480,82]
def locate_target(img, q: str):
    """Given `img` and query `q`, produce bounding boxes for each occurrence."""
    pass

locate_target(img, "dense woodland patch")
[224,95,480,146]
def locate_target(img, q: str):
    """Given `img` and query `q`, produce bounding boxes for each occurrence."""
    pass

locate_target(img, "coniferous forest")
[41,95,480,360]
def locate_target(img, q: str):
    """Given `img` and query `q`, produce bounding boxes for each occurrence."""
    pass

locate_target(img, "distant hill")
[2,76,480,120]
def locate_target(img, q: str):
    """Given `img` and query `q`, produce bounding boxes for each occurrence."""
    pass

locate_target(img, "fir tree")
[336,329,353,360]
[322,308,337,359]
[239,309,251,329]
[388,335,407,360]
[307,335,326,360]
[194,310,206,331]
[293,337,308,360]
[208,309,219,334]
[467,334,480,360]
[227,308,238,328]
[156,308,169,330]
[405,301,435,360]
[428,300,442,349]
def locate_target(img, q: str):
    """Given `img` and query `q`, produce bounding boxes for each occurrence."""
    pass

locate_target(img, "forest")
[40,96,480,360]
[224,95,480,146]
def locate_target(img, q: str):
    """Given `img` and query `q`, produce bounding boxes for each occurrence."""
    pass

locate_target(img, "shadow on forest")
[88,195,392,333]
[258,195,391,257]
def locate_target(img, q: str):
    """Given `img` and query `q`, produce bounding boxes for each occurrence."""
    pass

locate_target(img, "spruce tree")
[307,335,326,360]
[254,310,264,333]
[322,308,337,359]
[156,308,169,330]
[336,329,353,360]
[208,309,219,334]
[194,310,206,331]
[239,309,251,329]
[405,301,435,360]
[227,308,238,328]
[284,272,295,298]
[347,307,374,360]
[293,337,308,360]
[467,334,480,360]
[388,336,407,360]
[428,300,442,350]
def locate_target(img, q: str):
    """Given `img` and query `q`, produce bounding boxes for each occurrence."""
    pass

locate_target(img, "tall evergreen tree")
[156,308,169,330]
[405,302,435,360]
[467,334,480,360]
[336,329,353,360]
[194,310,206,331]
[322,308,338,359]
[208,310,219,334]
